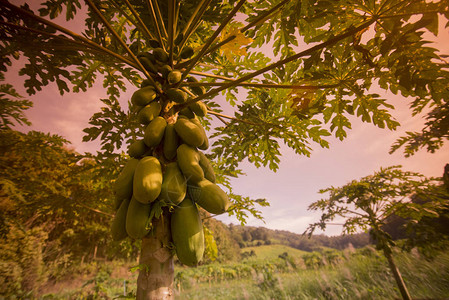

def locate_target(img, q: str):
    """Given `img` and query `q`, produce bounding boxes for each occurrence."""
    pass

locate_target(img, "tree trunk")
[137,209,174,300]
[382,248,412,300]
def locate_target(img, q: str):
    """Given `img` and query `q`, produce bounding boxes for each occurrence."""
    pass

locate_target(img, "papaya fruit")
[131,86,157,107]
[143,116,167,147]
[148,39,161,48]
[163,124,178,161]
[153,48,169,63]
[186,76,206,96]
[140,79,151,88]
[190,117,209,150]
[133,156,163,204]
[177,144,204,183]
[174,33,184,46]
[113,158,139,209]
[159,64,172,78]
[111,197,131,241]
[180,46,194,59]
[171,197,204,266]
[166,88,187,103]
[191,179,230,215]
[139,56,158,74]
[189,101,208,117]
[126,196,152,239]
[137,101,161,125]
[128,140,149,158]
[198,151,216,183]
[159,162,187,205]
[179,107,195,119]
[174,117,204,148]
[167,70,182,85]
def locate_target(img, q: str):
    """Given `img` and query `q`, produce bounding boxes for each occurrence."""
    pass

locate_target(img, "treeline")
[228,225,370,250]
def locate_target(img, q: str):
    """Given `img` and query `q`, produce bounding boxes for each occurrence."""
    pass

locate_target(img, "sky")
[3,3,449,236]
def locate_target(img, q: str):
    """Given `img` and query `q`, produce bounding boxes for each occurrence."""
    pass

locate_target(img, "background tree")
[305,165,449,300]
[1,0,449,298]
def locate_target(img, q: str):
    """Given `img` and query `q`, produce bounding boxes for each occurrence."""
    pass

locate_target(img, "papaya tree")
[1,0,449,298]
[305,166,449,300]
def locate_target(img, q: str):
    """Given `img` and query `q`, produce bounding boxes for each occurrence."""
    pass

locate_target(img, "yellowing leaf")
[219,23,253,62]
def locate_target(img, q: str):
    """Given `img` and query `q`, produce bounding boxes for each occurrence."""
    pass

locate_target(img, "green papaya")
[191,179,230,215]
[126,196,152,239]
[113,158,139,209]
[174,117,204,148]
[128,140,149,158]
[148,39,161,48]
[166,88,187,103]
[159,162,187,205]
[153,48,169,63]
[189,101,208,117]
[198,152,216,183]
[171,198,204,266]
[137,101,161,125]
[140,79,151,88]
[177,144,204,183]
[133,156,163,204]
[174,33,184,46]
[163,124,178,160]
[111,197,131,241]
[131,86,157,106]
[190,117,209,150]
[179,107,195,119]
[139,56,159,74]
[159,64,172,78]
[167,70,182,85]
[186,76,206,95]
[180,46,194,59]
[143,116,167,147]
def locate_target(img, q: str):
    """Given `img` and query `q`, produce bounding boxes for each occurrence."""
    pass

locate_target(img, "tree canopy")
[1,0,448,172]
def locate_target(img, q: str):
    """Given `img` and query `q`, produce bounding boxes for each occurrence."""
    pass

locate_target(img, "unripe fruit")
[131,86,157,106]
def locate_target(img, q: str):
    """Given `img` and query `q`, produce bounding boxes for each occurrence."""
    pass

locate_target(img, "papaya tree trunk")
[382,247,411,300]
[137,209,174,300]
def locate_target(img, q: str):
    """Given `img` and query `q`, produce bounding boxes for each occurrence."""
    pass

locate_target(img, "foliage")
[0,73,32,130]
[306,165,449,253]
[390,99,449,156]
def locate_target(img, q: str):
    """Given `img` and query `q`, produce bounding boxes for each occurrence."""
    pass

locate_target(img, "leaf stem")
[207,110,259,126]
[179,0,248,84]
[179,0,213,50]
[182,18,376,107]
[121,0,156,41]
[182,81,340,89]
[84,0,161,92]
[0,1,138,68]
[205,0,289,56]
[147,0,165,50]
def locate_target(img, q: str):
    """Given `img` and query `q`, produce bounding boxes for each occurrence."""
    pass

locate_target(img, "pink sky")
[4,2,449,236]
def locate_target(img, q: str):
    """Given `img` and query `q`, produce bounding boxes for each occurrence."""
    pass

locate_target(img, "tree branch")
[182,81,340,89]
[204,0,289,56]
[0,1,138,69]
[121,0,156,41]
[179,0,248,84]
[84,0,162,92]
[181,18,377,107]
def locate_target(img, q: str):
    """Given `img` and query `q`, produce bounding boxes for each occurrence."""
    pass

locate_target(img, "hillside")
[202,215,371,264]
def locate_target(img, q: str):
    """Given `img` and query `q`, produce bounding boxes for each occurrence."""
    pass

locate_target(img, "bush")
[0,225,48,297]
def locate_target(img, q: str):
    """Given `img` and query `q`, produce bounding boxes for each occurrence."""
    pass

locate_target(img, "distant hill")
[241,244,308,260]
[202,215,371,263]
[226,223,371,251]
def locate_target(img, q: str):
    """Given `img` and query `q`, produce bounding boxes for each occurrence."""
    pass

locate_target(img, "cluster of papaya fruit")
[111,42,231,266]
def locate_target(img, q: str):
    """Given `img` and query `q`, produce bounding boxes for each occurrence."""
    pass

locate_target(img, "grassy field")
[241,244,308,260]
[39,245,449,299]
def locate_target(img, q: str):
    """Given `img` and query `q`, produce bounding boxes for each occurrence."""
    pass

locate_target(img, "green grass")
[242,244,308,260]
[38,245,449,300]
